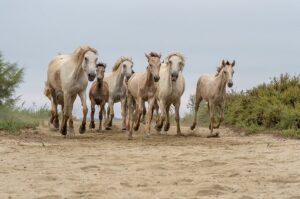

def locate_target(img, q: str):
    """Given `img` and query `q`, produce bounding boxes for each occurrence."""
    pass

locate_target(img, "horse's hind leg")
[190,96,202,130]
[214,103,224,129]
[50,91,59,129]
[61,93,74,136]
[106,98,114,130]
[164,104,171,132]
[89,100,96,129]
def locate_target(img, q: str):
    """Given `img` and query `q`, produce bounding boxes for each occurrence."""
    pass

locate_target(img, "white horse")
[190,60,235,137]
[156,53,185,135]
[46,46,98,136]
[104,57,133,130]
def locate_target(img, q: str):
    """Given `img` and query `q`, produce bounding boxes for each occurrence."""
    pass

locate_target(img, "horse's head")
[82,50,98,81]
[96,62,106,83]
[145,52,161,82]
[166,53,185,82]
[221,60,235,88]
[120,59,134,81]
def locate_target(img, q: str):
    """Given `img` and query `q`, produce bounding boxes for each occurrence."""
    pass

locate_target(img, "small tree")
[187,94,195,113]
[0,52,24,105]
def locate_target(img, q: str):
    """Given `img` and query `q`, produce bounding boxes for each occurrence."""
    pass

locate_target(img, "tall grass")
[0,104,50,132]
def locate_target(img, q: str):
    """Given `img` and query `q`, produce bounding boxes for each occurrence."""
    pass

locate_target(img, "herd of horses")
[44,46,235,140]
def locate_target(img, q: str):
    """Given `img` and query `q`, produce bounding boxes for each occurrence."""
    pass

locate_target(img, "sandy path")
[0,122,300,199]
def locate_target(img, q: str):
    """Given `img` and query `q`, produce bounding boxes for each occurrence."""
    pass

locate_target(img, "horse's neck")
[71,54,84,80]
[113,68,124,90]
[215,73,227,96]
[97,81,103,89]
[164,66,172,88]
[145,67,154,87]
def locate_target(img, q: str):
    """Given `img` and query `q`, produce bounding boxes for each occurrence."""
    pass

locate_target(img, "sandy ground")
[0,122,300,199]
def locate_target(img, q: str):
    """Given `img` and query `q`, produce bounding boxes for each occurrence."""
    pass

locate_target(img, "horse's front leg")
[133,98,143,131]
[99,103,105,131]
[208,102,219,137]
[89,99,96,129]
[145,98,155,137]
[78,91,88,134]
[174,100,183,136]
[120,97,127,131]
[164,104,171,132]
[155,99,166,131]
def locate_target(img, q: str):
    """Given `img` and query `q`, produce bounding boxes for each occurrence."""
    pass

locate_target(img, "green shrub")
[224,74,300,137]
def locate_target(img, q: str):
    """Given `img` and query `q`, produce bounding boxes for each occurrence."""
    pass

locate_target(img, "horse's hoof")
[89,122,95,129]
[122,127,127,131]
[164,123,170,131]
[53,120,59,129]
[128,134,133,140]
[79,125,86,134]
[105,126,112,130]
[144,134,150,139]
[155,125,162,132]
[176,132,184,136]
[60,128,67,136]
[207,132,219,138]
[68,127,74,133]
[133,125,139,131]
[190,123,196,130]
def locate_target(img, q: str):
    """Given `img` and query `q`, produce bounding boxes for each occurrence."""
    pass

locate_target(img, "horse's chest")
[140,86,156,99]
[93,94,105,105]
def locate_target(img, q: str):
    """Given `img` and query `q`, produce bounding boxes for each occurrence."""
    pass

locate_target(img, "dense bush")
[225,74,300,136]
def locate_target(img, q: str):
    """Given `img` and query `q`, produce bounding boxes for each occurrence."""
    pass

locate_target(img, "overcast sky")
[0,0,299,117]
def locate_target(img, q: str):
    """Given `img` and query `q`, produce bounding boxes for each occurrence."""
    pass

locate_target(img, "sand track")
[0,123,300,199]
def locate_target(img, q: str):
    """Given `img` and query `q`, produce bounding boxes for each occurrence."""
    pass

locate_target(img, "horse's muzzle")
[228,82,233,88]
[97,77,103,82]
[88,73,96,81]
[171,73,178,81]
[154,76,160,82]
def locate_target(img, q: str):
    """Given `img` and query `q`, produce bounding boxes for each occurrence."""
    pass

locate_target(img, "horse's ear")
[145,53,150,60]
[232,60,235,67]
[222,60,225,66]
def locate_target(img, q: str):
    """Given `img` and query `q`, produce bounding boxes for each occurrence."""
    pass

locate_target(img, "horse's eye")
[84,57,88,62]
[123,64,126,68]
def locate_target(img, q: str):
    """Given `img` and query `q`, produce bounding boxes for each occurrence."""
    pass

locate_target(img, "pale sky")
[0,0,299,117]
